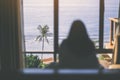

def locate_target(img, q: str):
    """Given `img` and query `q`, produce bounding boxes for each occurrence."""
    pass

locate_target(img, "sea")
[23,0,119,59]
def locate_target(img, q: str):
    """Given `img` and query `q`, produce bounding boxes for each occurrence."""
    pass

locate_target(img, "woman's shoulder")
[61,39,67,44]
[60,39,68,48]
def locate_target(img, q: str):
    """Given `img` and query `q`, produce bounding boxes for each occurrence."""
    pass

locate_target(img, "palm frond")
[45,36,49,44]
[37,25,42,30]
[45,25,49,29]
[44,25,49,32]
[37,25,42,33]
[36,35,43,42]
[36,35,41,41]
[38,37,43,42]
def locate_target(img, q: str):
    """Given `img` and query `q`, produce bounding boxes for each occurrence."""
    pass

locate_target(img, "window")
[22,0,120,69]
[23,0,54,52]
[104,0,119,48]
[0,0,120,80]
[59,0,99,48]
[23,0,54,67]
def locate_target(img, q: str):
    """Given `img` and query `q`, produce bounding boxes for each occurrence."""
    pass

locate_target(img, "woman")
[59,20,99,69]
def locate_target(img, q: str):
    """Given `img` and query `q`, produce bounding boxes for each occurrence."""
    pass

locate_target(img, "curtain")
[0,0,22,71]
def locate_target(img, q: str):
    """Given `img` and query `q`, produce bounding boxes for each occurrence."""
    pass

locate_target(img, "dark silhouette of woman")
[59,20,99,69]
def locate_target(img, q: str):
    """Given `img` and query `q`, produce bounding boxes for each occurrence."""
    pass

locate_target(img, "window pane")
[104,0,119,48]
[59,0,99,48]
[23,0,54,52]
[98,0,119,69]
[23,0,54,68]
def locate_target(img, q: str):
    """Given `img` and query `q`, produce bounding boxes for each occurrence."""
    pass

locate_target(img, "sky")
[23,0,120,8]
[23,0,99,7]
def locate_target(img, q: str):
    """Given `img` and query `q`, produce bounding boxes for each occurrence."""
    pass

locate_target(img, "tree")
[36,25,49,60]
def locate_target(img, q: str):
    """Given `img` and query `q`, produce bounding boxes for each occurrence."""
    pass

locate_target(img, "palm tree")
[36,25,49,60]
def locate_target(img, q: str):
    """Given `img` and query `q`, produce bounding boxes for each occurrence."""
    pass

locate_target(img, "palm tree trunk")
[41,38,44,60]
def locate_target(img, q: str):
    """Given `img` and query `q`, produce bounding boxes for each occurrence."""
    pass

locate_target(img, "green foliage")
[25,54,48,68]
[38,62,48,68]
[25,54,41,68]
[98,54,105,60]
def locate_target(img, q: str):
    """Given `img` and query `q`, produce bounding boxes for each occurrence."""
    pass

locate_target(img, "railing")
[105,18,120,49]
[108,18,120,64]
[25,51,54,54]
[109,18,120,46]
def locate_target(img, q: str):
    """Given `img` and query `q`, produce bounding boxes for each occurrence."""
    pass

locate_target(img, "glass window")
[98,0,119,69]
[104,0,119,48]
[59,0,99,48]
[23,0,54,52]
[23,0,54,68]
[22,0,120,69]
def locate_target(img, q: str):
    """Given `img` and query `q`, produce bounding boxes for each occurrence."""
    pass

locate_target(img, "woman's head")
[67,20,89,42]
[66,20,94,54]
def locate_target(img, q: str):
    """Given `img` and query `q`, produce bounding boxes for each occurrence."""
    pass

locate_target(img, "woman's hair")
[67,20,95,56]
[67,20,89,41]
